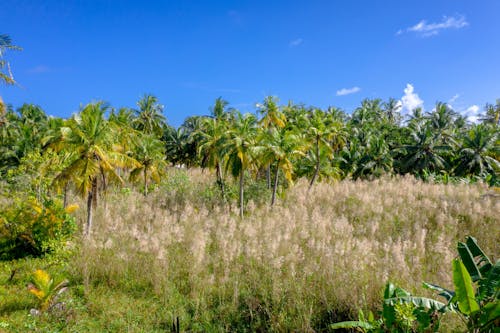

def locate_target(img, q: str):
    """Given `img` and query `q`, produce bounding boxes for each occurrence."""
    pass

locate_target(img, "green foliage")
[4,148,68,200]
[0,198,77,260]
[346,237,500,333]
[27,269,69,313]
[332,282,442,332]
[133,94,167,137]
[0,34,22,85]
[422,237,500,332]
[332,237,500,332]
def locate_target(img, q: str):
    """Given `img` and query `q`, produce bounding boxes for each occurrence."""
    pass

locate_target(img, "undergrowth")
[0,170,498,331]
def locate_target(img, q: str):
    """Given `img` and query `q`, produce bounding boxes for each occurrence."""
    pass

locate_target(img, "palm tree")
[211,96,230,121]
[108,107,137,157]
[305,108,346,190]
[196,98,231,196]
[383,98,402,125]
[257,96,287,188]
[454,124,499,177]
[0,34,21,86]
[257,96,286,130]
[480,100,500,127]
[181,115,205,167]
[351,99,383,127]
[223,112,258,218]
[258,127,305,206]
[407,107,425,128]
[134,94,167,137]
[55,102,138,236]
[0,35,20,121]
[400,123,451,175]
[352,136,393,180]
[0,104,51,172]
[163,125,191,166]
[426,102,457,144]
[130,134,167,196]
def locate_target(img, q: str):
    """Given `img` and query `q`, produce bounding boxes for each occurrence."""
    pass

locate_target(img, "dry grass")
[61,170,499,331]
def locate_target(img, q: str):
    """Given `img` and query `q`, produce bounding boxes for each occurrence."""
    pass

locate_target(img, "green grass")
[1,170,498,332]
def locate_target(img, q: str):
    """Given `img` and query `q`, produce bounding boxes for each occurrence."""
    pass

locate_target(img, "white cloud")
[461,104,481,123]
[448,94,460,105]
[399,14,468,37]
[336,86,361,96]
[289,38,303,47]
[400,83,424,114]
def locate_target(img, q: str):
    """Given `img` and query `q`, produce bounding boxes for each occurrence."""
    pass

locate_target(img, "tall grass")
[59,170,498,331]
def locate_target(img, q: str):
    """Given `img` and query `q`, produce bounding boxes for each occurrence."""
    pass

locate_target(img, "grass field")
[1,169,498,332]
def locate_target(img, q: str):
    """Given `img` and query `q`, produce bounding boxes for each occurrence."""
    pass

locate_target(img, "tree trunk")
[99,166,107,209]
[144,168,148,196]
[63,183,68,208]
[85,178,97,237]
[239,169,244,218]
[85,192,93,238]
[266,165,271,189]
[309,136,320,191]
[271,161,280,207]
[216,162,225,199]
[100,167,107,192]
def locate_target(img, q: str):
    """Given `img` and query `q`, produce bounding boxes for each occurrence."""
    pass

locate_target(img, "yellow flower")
[65,204,79,214]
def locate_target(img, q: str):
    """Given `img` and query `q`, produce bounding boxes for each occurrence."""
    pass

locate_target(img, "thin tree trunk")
[100,167,107,192]
[144,168,148,196]
[266,165,271,189]
[63,183,68,208]
[271,161,280,206]
[85,178,97,237]
[99,166,107,209]
[309,136,320,191]
[239,169,244,218]
[216,162,225,200]
[85,191,93,238]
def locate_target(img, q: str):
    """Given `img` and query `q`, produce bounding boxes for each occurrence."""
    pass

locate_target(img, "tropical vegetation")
[0,34,498,332]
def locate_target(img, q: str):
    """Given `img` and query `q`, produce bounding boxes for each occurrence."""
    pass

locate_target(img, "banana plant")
[331,283,443,332]
[388,237,499,332]
[332,237,499,332]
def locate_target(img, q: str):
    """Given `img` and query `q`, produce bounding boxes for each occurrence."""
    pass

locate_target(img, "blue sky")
[1,0,499,126]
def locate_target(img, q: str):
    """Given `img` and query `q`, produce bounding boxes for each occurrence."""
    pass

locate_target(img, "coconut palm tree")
[400,123,451,175]
[55,102,139,236]
[196,99,231,196]
[163,125,191,166]
[223,112,258,218]
[0,34,21,85]
[453,124,499,177]
[383,97,402,125]
[130,134,167,196]
[108,107,137,156]
[0,104,52,173]
[352,136,393,179]
[257,96,287,188]
[211,96,230,121]
[305,108,346,190]
[134,94,166,137]
[426,102,458,144]
[257,96,286,130]
[351,99,383,127]
[480,100,500,127]
[257,127,305,206]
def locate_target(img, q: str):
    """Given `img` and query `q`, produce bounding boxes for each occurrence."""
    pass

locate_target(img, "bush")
[0,197,77,260]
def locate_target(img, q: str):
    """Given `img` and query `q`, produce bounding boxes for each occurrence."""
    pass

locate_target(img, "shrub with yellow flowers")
[0,198,77,260]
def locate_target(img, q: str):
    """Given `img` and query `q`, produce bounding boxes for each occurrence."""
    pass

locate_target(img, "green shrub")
[0,197,77,260]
